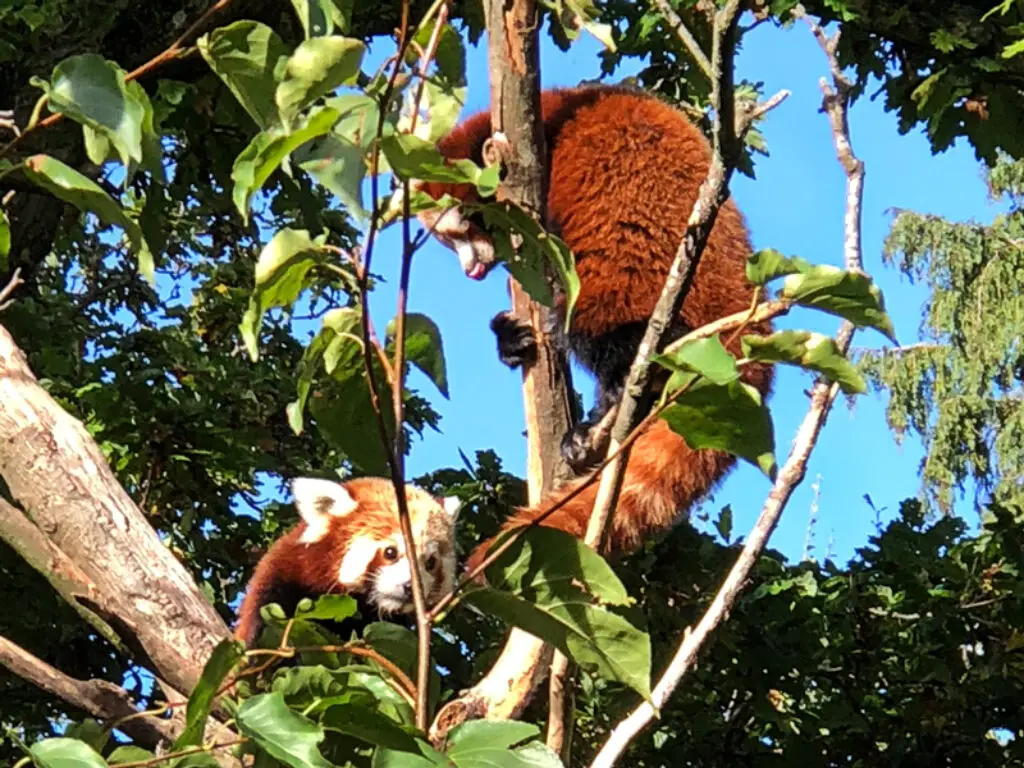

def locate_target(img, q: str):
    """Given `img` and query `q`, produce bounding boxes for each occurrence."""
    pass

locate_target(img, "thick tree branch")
[0,635,179,749]
[589,13,866,767]
[0,324,230,696]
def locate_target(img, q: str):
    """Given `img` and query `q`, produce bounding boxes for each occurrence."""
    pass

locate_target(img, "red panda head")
[412,179,498,282]
[291,476,460,615]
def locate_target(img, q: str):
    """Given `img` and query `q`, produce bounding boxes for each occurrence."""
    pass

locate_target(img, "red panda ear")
[292,477,359,544]
[441,496,461,522]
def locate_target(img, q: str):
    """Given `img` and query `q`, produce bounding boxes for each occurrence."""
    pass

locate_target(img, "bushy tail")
[465,419,738,574]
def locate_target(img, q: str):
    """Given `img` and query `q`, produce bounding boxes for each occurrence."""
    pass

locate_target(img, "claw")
[490,311,537,369]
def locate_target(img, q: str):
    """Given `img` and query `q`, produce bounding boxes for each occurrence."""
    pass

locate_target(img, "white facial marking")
[455,239,479,273]
[373,559,414,614]
[338,537,381,586]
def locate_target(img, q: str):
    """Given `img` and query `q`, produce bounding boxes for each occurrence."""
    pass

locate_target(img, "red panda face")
[292,477,460,616]
[411,181,498,281]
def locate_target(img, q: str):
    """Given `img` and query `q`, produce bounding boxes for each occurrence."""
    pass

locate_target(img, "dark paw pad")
[561,422,599,471]
[490,311,537,369]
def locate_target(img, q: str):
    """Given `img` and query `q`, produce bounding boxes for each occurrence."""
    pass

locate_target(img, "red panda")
[415,84,774,568]
[235,476,461,647]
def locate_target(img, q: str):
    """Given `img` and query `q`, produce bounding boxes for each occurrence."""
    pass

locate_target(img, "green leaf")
[173,639,246,749]
[0,207,10,271]
[445,720,541,753]
[232,106,341,221]
[296,594,359,622]
[741,330,867,394]
[198,21,290,130]
[464,586,651,700]
[386,312,448,398]
[651,336,739,386]
[380,133,483,185]
[240,228,326,361]
[108,746,155,764]
[63,720,107,753]
[745,247,812,285]
[371,739,449,767]
[23,154,155,283]
[470,203,579,326]
[37,54,145,174]
[781,266,897,341]
[29,738,107,768]
[289,0,336,38]
[236,692,332,768]
[276,36,365,127]
[321,703,421,753]
[362,622,442,709]
[661,379,776,477]
[714,504,733,543]
[484,526,629,606]
[296,134,367,220]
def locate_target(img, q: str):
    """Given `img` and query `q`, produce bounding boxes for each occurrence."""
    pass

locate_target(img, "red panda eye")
[383,546,399,562]
[425,555,438,572]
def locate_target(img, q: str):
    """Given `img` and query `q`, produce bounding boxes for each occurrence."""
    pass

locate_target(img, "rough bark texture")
[429,0,576,742]
[0,324,230,694]
[486,0,576,501]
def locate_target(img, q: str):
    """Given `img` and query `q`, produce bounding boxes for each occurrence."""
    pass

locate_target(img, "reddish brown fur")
[234,478,455,646]
[424,85,774,567]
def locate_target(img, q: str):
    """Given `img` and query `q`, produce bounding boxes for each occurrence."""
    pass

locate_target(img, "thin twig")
[114,738,247,768]
[0,267,24,312]
[588,10,867,765]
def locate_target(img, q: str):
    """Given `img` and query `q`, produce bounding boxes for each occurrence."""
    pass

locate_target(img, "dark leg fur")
[490,311,537,369]
[563,319,688,470]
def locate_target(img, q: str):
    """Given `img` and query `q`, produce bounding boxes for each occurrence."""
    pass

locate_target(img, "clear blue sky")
[297,21,999,566]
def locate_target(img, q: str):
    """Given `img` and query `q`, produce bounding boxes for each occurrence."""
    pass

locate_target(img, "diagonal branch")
[588,10,867,766]
[0,634,179,749]
[649,0,714,80]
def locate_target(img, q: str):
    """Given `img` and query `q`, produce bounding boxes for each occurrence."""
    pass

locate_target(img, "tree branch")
[0,323,230,696]
[589,11,867,766]
[649,0,714,80]
[428,0,577,744]
[0,634,179,750]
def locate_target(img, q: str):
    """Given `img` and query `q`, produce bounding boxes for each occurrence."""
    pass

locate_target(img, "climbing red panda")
[235,476,461,647]
[415,84,774,567]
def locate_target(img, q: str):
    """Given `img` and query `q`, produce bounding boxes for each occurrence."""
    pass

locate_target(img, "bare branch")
[589,10,867,766]
[0,267,24,312]
[0,634,179,749]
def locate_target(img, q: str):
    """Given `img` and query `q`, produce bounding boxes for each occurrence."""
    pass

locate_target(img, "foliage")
[0,0,1018,765]
[861,154,1024,512]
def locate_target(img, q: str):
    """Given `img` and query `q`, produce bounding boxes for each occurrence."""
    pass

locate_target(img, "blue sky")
[348,20,1002,567]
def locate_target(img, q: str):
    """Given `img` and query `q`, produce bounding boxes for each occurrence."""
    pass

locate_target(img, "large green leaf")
[380,134,491,189]
[36,54,145,173]
[741,330,867,394]
[276,36,366,127]
[386,312,448,398]
[320,703,421,753]
[232,106,341,221]
[781,266,897,341]
[28,738,107,768]
[173,639,246,749]
[745,247,813,285]
[289,0,337,38]
[467,528,649,699]
[22,154,155,283]
[198,21,290,130]
[240,228,327,361]
[652,336,740,386]
[296,133,367,220]
[661,378,776,477]
[295,594,359,623]
[464,587,651,701]
[236,692,332,768]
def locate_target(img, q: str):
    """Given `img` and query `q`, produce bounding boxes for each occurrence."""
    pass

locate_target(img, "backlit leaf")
[29,738,107,768]
[276,36,365,127]
[386,312,448,398]
[236,692,332,768]
[741,330,867,394]
[781,266,896,341]
[173,639,246,748]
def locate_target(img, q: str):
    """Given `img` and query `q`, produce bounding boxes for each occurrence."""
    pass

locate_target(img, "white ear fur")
[292,478,359,544]
[441,496,462,522]
[338,537,381,586]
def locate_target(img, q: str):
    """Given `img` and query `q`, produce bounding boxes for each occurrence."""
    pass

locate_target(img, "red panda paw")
[490,311,537,369]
